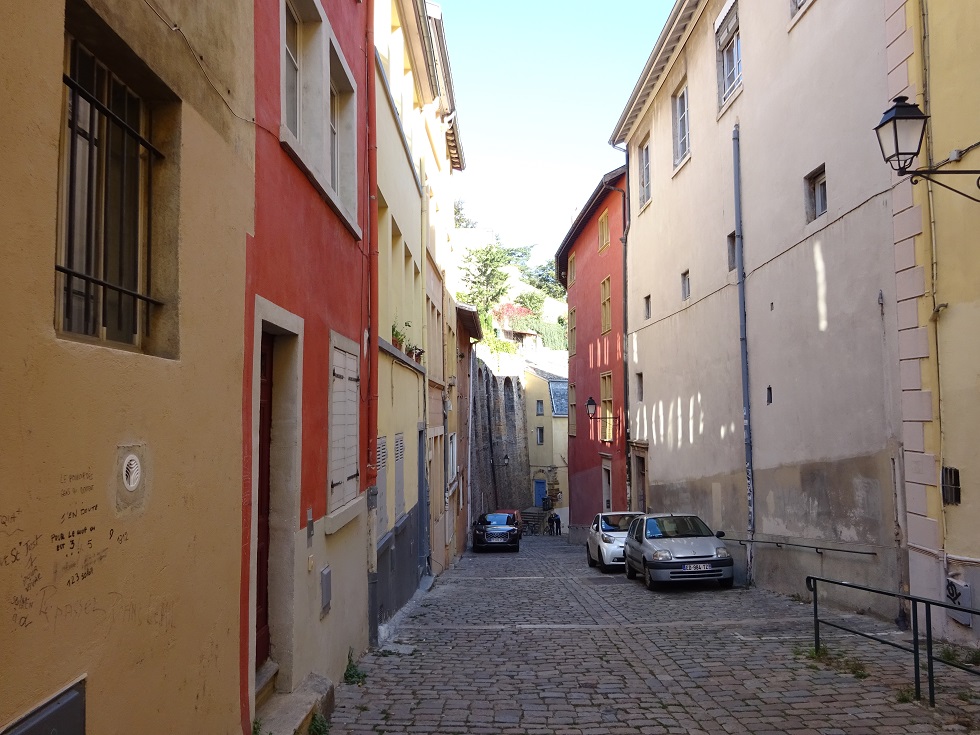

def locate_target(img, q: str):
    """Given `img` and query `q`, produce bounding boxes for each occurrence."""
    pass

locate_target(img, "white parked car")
[586,512,642,571]
[624,513,734,589]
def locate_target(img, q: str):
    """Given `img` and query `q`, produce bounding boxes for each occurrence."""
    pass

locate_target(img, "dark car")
[472,511,521,552]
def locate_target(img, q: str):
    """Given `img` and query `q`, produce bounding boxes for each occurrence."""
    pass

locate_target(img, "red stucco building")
[243,0,375,728]
[556,166,629,542]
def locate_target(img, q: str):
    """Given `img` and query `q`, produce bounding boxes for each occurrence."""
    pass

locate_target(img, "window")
[568,308,576,355]
[598,209,610,251]
[728,231,737,272]
[568,253,576,285]
[283,3,300,135]
[681,270,691,301]
[600,277,612,334]
[280,1,359,227]
[716,3,741,104]
[57,37,165,347]
[942,466,961,506]
[536,427,545,445]
[791,0,812,18]
[673,85,690,164]
[568,384,577,436]
[638,138,651,206]
[600,372,613,442]
[643,295,651,319]
[805,165,827,222]
[448,433,457,478]
[329,339,360,512]
[536,399,544,416]
[636,372,644,402]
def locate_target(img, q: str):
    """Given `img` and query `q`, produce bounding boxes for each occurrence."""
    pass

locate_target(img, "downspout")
[365,0,380,644]
[733,124,755,586]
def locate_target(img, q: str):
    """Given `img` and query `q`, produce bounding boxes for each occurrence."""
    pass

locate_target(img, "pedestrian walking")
[553,513,562,536]
[547,513,556,536]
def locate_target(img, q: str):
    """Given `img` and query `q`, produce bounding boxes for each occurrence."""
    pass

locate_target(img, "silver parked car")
[586,512,642,571]
[624,513,733,589]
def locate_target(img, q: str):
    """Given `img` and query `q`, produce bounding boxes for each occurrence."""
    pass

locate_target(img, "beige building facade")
[1,0,253,731]
[885,0,980,640]
[613,0,904,608]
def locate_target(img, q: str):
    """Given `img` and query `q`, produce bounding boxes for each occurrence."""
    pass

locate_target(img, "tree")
[507,245,533,271]
[524,262,565,300]
[457,242,509,316]
[515,290,545,316]
[454,199,477,228]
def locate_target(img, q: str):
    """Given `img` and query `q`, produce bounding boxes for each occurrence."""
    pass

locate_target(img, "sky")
[436,1,673,266]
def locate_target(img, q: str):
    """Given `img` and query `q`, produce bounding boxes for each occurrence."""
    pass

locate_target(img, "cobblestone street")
[330,535,980,735]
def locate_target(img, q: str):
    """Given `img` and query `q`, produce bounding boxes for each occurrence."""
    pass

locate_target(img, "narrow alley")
[330,535,980,735]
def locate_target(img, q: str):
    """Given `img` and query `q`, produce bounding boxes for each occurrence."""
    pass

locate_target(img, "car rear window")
[645,515,713,539]
[601,514,638,532]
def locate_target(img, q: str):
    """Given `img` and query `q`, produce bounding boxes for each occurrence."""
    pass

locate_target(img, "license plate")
[683,563,712,571]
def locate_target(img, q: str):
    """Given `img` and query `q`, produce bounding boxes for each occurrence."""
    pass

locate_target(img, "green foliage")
[939,645,961,664]
[454,199,477,228]
[896,687,915,703]
[537,322,568,350]
[391,319,411,347]
[968,648,980,666]
[343,648,367,685]
[458,243,509,316]
[515,290,545,316]
[506,245,533,271]
[309,712,330,735]
[482,332,517,355]
[522,262,565,300]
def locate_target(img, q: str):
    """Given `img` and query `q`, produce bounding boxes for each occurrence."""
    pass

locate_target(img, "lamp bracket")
[901,168,980,204]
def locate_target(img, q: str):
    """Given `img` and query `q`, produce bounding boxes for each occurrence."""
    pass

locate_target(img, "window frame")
[672,85,690,165]
[598,209,610,252]
[638,138,651,207]
[568,252,576,286]
[805,164,828,222]
[568,383,577,436]
[681,270,691,301]
[328,335,361,514]
[57,36,166,349]
[536,427,545,445]
[599,372,614,442]
[568,308,576,355]
[643,295,651,320]
[600,276,612,334]
[536,399,544,416]
[636,372,644,402]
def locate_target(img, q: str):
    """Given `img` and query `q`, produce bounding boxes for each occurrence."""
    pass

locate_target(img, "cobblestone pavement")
[330,535,980,734]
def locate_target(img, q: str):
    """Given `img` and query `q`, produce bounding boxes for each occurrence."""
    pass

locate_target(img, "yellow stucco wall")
[1,0,253,731]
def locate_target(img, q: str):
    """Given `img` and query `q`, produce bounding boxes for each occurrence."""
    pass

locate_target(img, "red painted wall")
[566,172,628,528]
[241,0,370,728]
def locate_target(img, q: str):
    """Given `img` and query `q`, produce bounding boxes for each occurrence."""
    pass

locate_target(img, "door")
[601,460,612,511]
[635,455,647,513]
[534,479,547,507]
[256,332,273,668]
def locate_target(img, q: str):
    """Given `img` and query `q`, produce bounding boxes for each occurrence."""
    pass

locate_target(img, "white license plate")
[683,563,712,571]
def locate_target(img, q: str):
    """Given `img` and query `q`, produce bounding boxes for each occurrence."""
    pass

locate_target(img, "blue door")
[534,479,547,507]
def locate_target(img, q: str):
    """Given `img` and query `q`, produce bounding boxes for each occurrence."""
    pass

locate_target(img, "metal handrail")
[806,575,980,706]
[727,537,877,556]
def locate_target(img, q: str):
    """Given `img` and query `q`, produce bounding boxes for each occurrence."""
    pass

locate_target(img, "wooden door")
[256,332,273,667]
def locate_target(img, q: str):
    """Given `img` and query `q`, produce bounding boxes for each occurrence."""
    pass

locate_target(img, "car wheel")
[586,545,596,567]
[513,543,520,553]
[719,577,734,589]
[598,552,610,573]
[644,564,659,591]
[473,544,483,553]
[625,558,637,579]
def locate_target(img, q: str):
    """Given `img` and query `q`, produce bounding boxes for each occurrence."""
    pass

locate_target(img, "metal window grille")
[59,40,162,345]
[942,466,961,506]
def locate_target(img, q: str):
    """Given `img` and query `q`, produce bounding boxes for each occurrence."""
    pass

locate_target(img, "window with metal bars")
[942,466,961,506]
[58,38,162,346]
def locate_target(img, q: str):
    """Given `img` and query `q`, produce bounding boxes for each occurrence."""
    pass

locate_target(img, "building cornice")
[609,0,702,146]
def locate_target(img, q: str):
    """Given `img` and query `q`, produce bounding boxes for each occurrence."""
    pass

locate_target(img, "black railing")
[806,575,980,706]
[729,537,878,556]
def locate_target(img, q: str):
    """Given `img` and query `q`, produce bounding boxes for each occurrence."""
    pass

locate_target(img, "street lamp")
[875,96,980,203]
[503,454,509,466]
[585,396,618,425]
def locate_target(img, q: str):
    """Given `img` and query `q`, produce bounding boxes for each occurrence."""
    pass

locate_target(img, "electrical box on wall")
[946,577,973,627]
[8,681,85,734]
[320,566,332,617]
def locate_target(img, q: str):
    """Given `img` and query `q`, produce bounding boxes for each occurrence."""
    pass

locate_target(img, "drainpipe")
[365,0,380,644]
[733,124,755,586]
